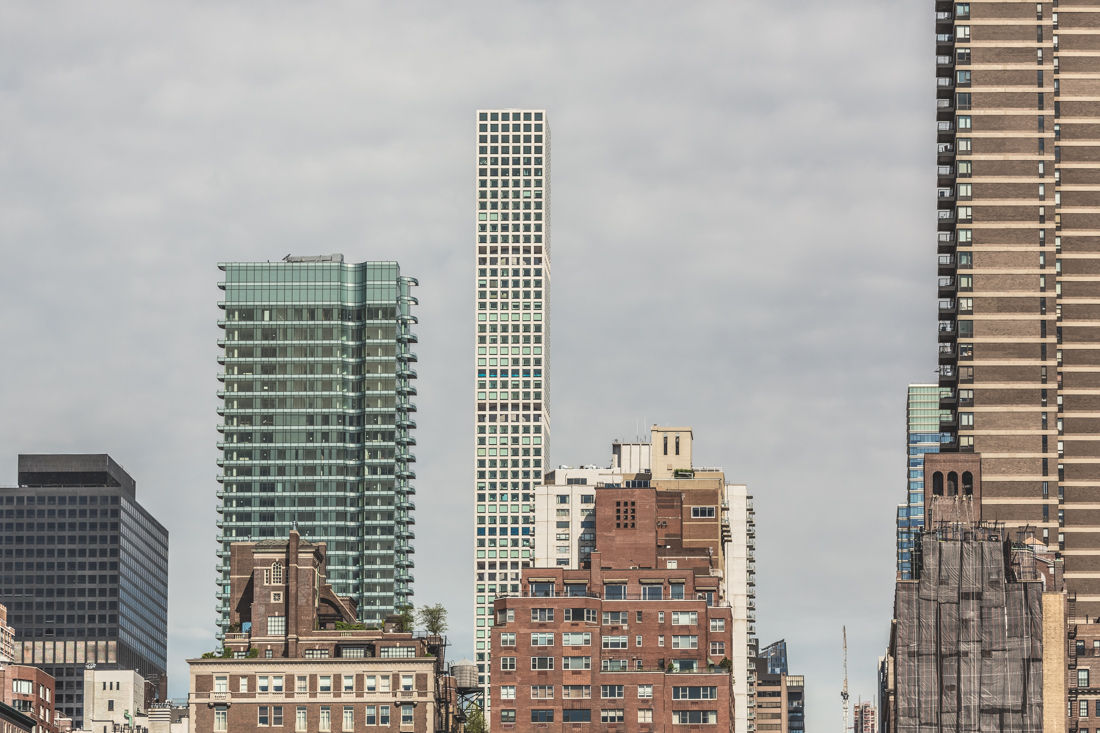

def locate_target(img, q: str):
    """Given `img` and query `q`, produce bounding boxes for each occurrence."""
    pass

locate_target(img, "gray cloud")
[0,0,930,726]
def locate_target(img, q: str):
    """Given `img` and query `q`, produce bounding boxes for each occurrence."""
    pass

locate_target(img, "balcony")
[938,276,955,289]
[939,299,956,312]
[937,143,955,158]
[939,343,955,357]
[938,187,955,200]
[938,209,956,223]
[937,164,954,178]
[938,255,956,269]
[936,55,955,67]
[937,77,955,90]
[938,320,957,335]
[936,33,954,44]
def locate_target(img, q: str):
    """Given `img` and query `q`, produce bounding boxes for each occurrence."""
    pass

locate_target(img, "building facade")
[853,700,876,733]
[0,454,168,729]
[896,385,950,580]
[1,605,14,663]
[217,255,419,636]
[752,658,804,733]
[0,665,58,733]
[473,108,551,693]
[190,530,451,733]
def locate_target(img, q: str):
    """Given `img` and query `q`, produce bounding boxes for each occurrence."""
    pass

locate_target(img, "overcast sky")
[0,1,930,727]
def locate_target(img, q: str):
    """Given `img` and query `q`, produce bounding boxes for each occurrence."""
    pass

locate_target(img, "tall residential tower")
[473,109,551,692]
[216,255,418,637]
[895,385,949,579]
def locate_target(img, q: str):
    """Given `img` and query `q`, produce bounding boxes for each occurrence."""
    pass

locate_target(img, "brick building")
[0,665,57,733]
[189,530,455,733]
[0,606,14,664]
[490,479,739,731]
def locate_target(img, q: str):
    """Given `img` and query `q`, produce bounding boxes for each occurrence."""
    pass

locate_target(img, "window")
[563,656,592,670]
[402,675,414,692]
[659,635,665,646]
[603,636,629,649]
[674,710,718,724]
[271,561,283,584]
[691,506,715,518]
[531,657,554,670]
[273,707,283,726]
[602,709,625,723]
[710,642,726,656]
[501,632,516,646]
[240,677,249,692]
[258,676,270,692]
[604,583,626,599]
[214,676,228,693]
[639,710,654,723]
[710,618,725,632]
[296,707,307,732]
[501,657,516,670]
[296,676,307,693]
[531,685,554,699]
[601,659,628,672]
[636,611,643,623]
[401,705,414,725]
[601,685,624,698]
[1080,669,1091,688]
[260,706,270,726]
[565,587,589,599]
[642,585,663,600]
[379,706,390,726]
[531,608,554,622]
[531,582,555,597]
[531,632,554,646]
[343,675,354,692]
[603,611,628,625]
[109,700,115,711]
[674,687,719,700]
[636,635,643,646]
[563,685,591,698]
[562,632,591,646]
[638,684,653,698]
[365,675,376,692]
[380,647,416,659]
[366,706,377,725]
[672,635,699,649]
[497,608,515,624]
[670,584,685,599]
[500,710,516,724]
[557,494,569,503]
[380,676,391,693]
[531,710,555,723]
[563,709,591,722]
[215,708,228,732]
[957,115,972,130]
[1083,700,1091,718]
[319,676,332,693]
[672,611,698,625]
[501,686,516,700]
[343,707,354,730]
[268,616,286,635]
[12,680,31,695]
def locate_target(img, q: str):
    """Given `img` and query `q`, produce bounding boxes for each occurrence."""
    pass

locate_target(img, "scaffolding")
[894,522,1043,733]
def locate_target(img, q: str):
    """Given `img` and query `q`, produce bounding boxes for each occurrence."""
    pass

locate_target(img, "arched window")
[663,436,668,456]
[962,471,973,496]
[675,435,680,456]
[272,561,284,585]
[948,471,959,497]
[933,472,944,496]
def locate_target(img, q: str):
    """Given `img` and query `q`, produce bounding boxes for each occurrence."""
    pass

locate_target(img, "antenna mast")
[842,626,850,733]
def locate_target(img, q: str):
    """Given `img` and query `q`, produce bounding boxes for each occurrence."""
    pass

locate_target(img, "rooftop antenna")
[842,626,850,733]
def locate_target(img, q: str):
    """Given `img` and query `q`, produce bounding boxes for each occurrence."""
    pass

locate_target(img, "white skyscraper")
[472,109,550,692]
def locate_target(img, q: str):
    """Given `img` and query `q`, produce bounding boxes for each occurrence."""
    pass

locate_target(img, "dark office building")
[0,454,169,729]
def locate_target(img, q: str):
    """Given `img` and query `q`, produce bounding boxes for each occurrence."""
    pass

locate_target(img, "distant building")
[189,530,458,733]
[79,668,185,733]
[896,385,949,580]
[216,256,419,634]
[0,605,14,664]
[0,454,168,729]
[853,700,876,733]
[512,426,757,731]
[753,656,804,733]
[759,639,787,676]
[0,701,36,733]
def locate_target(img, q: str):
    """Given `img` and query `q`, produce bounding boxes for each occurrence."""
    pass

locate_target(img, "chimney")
[287,529,300,656]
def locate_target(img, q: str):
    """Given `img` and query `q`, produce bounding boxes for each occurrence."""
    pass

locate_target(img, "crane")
[842,626,850,733]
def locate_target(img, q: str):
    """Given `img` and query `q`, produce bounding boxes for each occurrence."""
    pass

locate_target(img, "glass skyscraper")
[0,453,168,729]
[216,255,418,637]
[895,384,950,579]
[473,109,550,692]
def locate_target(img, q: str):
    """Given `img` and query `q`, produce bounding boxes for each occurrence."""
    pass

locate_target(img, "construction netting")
[894,526,1043,733]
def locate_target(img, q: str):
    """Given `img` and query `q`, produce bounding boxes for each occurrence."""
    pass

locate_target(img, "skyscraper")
[0,454,169,729]
[472,110,550,691]
[935,1,1090,564]
[217,255,418,637]
[895,385,949,580]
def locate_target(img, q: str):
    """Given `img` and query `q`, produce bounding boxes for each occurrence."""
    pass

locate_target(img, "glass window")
[674,710,718,724]
[500,710,516,723]
[366,706,376,725]
[214,708,228,732]
[273,707,283,726]
[319,706,331,732]
[401,675,413,691]
[214,676,228,693]
[639,709,654,723]
[531,710,554,723]
[710,618,725,632]
[259,706,270,726]
[268,616,286,635]
[638,685,653,698]
[365,675,376,692]
[296,676,307,693]
[501,686,516,700]
[342,707,353,730]
[401,705,414,725]
[343,675,354,692]
[563,709,591,722]
[319,676,332,693]
[295,707,307,732]
[670,584,685,599]
[601,709,625,723]
[604,584,626,599]
[1081,669,1091,690]
[380,706,390,726]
